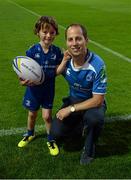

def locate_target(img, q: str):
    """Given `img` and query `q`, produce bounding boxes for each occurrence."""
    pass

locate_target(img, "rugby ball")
[12,56,44,85]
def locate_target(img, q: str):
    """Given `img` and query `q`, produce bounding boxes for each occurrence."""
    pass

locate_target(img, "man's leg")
[50,114,80,140]
[80,105,106,165]
[50,97,73,140]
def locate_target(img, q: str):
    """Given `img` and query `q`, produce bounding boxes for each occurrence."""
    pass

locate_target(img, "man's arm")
[72,94,104,111]
[56,94,105,120]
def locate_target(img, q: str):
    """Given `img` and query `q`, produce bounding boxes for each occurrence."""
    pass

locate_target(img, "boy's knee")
[42,113,51,123]
[28,111,37,120]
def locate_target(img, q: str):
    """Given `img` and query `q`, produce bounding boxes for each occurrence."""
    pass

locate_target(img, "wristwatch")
[70,105,75,112]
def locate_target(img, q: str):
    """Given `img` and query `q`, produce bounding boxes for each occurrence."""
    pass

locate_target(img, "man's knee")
[83,107,105,127]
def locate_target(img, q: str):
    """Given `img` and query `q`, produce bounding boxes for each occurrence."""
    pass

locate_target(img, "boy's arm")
[56,50,71,75]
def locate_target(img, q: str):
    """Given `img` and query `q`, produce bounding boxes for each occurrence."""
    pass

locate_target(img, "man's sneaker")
[47,141,59,156]
[18,135,35,147]
[80,150,94,165]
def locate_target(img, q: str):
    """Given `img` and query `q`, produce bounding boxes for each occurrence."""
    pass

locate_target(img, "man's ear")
[86,37,88,43]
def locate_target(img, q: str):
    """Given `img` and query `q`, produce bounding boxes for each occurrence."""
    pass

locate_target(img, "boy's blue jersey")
[26,43,63,82]
[23,43,63,110]
[62,51,107,101]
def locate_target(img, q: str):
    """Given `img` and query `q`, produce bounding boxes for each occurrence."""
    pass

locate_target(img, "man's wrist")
[70,105,76,113]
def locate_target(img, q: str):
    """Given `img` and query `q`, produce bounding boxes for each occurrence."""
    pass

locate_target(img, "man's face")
[66,26,88,57]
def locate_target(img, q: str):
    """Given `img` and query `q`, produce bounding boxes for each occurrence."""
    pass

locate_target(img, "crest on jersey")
[50,54,56,60]
[86,74,93,81]
[34,53,40,59]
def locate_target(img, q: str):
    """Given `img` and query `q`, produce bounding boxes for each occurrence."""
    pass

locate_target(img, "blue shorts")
[23,83,55,111]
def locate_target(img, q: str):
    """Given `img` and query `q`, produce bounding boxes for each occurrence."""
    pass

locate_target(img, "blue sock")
[47,134,54,142]
[27,129,34,136]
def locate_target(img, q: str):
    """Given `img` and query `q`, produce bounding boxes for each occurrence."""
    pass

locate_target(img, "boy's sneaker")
[80,150,94,165]
[47,141,59,156]
[18,135,35,147]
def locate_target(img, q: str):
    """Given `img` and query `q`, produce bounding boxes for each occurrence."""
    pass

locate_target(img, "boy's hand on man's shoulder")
[63,50,72,61]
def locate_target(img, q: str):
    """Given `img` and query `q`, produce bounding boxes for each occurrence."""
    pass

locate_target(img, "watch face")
[71,106,75,112]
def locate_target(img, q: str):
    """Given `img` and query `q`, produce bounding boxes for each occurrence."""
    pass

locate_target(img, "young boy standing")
[18,16,63,156]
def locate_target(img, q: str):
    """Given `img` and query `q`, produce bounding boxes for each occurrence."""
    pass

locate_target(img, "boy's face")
[38,24,56,47]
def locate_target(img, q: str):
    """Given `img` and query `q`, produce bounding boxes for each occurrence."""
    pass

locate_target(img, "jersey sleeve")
[93,65,107,94]
[26,45,36,59]
[26,49,33,58]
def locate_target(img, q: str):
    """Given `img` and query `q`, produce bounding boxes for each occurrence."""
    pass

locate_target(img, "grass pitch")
[0,0,131,178]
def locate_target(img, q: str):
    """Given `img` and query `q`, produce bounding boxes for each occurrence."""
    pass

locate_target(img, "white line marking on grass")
[8,0,41,17]
[0,115,131,137]
[0,125,44,137]
[8,0,131,63]
[106,114,131,122]
[90,40,131,63]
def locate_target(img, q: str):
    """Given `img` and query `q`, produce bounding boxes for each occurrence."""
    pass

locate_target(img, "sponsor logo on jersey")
[73,83,91,92]
[74,83,81,88]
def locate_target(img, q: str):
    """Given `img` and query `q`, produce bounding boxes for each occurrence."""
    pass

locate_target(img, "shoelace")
[23,136,29,141]
[49,141,55,149]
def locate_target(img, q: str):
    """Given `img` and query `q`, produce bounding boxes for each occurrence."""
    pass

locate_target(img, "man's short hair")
[65,24,88,39]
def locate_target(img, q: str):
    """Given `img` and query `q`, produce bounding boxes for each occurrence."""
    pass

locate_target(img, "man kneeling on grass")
[51,23,107,165]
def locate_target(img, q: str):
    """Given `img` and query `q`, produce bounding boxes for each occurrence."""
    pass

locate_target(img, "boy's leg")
[18,111,37,147]
[42,108,59,156]
[27,110,37,132]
